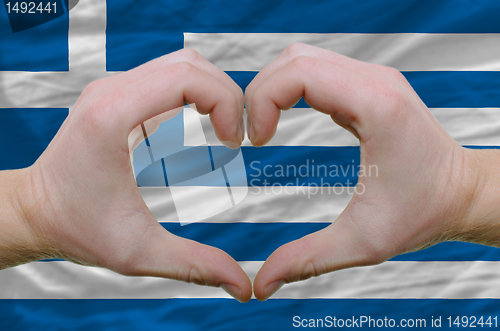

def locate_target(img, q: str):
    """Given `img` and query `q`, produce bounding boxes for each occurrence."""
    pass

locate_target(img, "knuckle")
[167,61,194,80]
[81,79,105,98]
[179,48,202,62]
[292,55,317,72]
[382,66,406,83]
[378,85,404,107]
[81,92,117,133]
[298,260,321,281]
[284,42,308,57]
[176,244,214,286]
[185,266,205,285]
[367,81,408,120]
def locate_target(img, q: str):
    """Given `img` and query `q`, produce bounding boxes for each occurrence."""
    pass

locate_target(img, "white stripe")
[3,30,500,108]
[191,108,500,147]
[184,33,500,71]
[1,261,499,299]
[68,0,106,73]
[276,261,500,299]
[0,0,113,109]
[432,108,500,146]
[142,186,352,223]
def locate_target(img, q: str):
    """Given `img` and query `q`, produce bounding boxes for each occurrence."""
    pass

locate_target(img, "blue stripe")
[0,108,68,170]
[137,146,500,187]
[243,146,359,187]
[1,299,499,331]
[106,0,500,71]
[0,5,68,71]
[228,71,500,109]
[137,146,360,187]
[40,224,500,262]
[159,223,500,262]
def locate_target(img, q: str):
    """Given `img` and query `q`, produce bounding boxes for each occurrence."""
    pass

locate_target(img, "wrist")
[0,167,49,268]
[450,148,500,246]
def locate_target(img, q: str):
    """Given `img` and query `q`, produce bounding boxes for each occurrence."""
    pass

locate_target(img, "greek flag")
[1,0,500,329]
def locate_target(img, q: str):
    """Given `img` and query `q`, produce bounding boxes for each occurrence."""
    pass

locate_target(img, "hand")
[245,43,496,301]
[3,49,251,302]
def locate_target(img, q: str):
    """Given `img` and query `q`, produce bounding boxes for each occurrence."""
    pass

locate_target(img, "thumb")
[117,223,252,303]
[253,211,383,301]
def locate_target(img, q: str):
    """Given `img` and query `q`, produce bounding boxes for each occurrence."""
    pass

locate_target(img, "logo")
[135,105,248,226]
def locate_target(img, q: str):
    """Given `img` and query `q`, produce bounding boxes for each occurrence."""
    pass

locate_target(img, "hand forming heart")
[2,44,494,303]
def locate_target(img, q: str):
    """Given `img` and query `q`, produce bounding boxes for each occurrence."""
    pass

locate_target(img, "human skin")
[0,49,252,303]
[245,43,500,300]
[1,45,499,303]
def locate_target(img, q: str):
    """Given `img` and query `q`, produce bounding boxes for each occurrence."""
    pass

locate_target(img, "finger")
[110,49,244,113]
[120,223,252,303]
[253,211,382,301]
[245,43,377,114]
[248,56,373,146]
[93,62,243,147]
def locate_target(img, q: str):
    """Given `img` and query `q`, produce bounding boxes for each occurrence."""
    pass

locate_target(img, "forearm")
[455,148,500,247]
[0,168,44,269]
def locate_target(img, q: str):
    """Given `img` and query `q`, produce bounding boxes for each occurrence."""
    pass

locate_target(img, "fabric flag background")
[1,0,500,329]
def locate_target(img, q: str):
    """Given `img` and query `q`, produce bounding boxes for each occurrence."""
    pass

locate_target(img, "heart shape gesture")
[1,49,251,302]
[1,45,497,303]
[244,43,487,300]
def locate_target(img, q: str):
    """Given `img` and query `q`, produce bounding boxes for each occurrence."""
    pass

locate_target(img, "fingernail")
[221,283,243,302]
[247,117,255,142]
[220,141,240,149]
[262,280,285,301]
[237,118,245,143]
